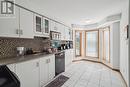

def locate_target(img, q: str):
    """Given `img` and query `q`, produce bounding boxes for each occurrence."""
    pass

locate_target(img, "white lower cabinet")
[40,57,49,86]
[7,55,55,87]
[15,59,40,87]
[48,55,55,81]
[7,64,16,73]
[65,49,74,67]
[40,55,55,87]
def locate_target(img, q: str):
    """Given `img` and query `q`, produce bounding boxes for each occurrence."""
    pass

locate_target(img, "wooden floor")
[60,61,126,87]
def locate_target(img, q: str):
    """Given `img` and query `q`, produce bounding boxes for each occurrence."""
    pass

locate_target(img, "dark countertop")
[0,50,65,66]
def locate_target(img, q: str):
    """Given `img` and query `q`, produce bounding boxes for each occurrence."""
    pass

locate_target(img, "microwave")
[50,31,61,40]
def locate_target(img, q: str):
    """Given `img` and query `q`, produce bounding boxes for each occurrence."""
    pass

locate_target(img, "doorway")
[100,27,110,63]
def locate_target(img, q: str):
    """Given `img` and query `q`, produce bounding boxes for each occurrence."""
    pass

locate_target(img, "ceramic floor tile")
[57,61,127,87]
[87,82,99,87]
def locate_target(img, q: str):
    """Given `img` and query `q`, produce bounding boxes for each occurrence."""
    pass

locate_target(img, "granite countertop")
[0,50,65,66]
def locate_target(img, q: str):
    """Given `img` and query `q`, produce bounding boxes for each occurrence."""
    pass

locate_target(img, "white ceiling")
[30,0,127,26]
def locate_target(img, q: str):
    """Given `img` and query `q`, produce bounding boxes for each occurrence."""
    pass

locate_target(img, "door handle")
[36,62,39,67]
[20,30,23,35]
[48,59,50,63]
[46,59,48,63]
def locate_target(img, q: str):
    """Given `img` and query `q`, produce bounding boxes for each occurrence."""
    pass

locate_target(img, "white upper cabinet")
[34,14,50,37]
[0,6,19,38]
[50,20,59,32]
[59,25,65,40]
[64,27,73,41]
[70,29,73,41]
[15,59,39,87]
[19,8,34,38]
[50,20,56,32]
[69,29,73,41]
[0,5,34,38]
[42,17,50,37]
[56,23,61,32]
[65,27,70,40]
[50,20,55,31]
[34,14,43,36]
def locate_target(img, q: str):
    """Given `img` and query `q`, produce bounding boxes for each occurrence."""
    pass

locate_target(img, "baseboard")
[119,71,128,87]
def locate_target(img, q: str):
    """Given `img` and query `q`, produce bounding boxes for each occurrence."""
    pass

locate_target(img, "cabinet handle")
[16,29,20,34]
[20,30,23,35]
[54,26,57,30]
[47,59,49,63]
[21,30,23,35]
[36,62,39,67]
[48,59,50,63]
[46,59,48,64]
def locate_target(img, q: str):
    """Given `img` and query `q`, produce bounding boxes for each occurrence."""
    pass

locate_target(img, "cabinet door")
[40,57,49,87]
[59,24,65,40]
[65,50,73,67]
[15,59,39,87]
[65,27,70,40]
[65,50,69,66]
[48,55,55,81]
[42,18,50,37]
[50,20,57,32]
[56,23,61,32]
[70,29,73,41]
[69,29,72,41]
[7,64,16,73]
[19,8,34,38]
[0,6,19,37]
[70,49,74,62]
[34,14,43,36]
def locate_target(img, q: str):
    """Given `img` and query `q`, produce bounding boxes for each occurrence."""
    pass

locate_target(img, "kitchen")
[0,0,129,87]
[0,0,74,87]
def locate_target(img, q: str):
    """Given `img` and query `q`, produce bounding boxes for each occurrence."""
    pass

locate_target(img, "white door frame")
[128,0,130,87]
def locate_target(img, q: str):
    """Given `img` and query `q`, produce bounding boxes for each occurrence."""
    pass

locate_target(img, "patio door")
[75,31,82,56]
[85,30,99,58]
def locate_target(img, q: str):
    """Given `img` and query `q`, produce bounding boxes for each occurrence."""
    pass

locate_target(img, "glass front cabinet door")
[43,18,50,36]
[34,14,43,35]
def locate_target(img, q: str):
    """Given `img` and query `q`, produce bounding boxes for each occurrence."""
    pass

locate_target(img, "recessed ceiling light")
[85,20,92,23]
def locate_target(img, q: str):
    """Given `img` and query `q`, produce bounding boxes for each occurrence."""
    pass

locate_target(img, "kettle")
[16,47,25,56]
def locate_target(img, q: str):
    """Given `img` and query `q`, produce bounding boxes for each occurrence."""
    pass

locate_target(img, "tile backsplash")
[0,37,50,59]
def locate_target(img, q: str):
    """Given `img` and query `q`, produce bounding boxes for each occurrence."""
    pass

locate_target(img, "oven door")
[0,65,20,87]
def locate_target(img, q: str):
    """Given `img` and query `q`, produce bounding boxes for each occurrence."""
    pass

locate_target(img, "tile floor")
[61,61,126,87]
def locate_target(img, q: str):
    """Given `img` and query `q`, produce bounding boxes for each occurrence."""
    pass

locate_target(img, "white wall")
[120,0,129,85]
[13,0,68,27]
[111,22,120,69]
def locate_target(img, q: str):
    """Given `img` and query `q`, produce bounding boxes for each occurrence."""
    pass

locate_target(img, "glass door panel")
[75,32,82,56]
[86,31,99,58]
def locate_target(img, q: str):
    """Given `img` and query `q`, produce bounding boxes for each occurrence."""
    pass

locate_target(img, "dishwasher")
[55,51,65,76]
